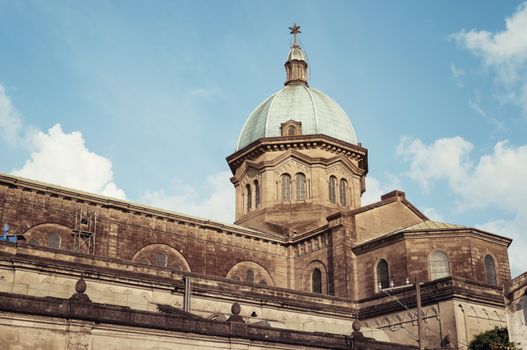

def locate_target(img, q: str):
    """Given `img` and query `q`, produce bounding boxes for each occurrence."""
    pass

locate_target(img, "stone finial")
[75,277,87,294]
[351,319,364,339]
[70,276,91,303]
[227,302,244,323]
[231,302,241,315]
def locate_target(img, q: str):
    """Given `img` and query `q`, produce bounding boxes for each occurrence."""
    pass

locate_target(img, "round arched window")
[281,174,291,201]
[246,184,252,210]
[430,251,450,280]
[376,259,389,289]
[339,179,348,206]
[329,176,337,203]
[296,173,306,201]
[312,268,322,294]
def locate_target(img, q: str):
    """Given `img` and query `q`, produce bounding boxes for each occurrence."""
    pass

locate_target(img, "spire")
[285,24,308,86]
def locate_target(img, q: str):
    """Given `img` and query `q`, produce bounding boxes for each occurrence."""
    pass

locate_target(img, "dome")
[287,47,306,61]
[236,84,358,150]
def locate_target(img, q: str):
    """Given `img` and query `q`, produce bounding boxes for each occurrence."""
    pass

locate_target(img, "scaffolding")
[73,209,97,254]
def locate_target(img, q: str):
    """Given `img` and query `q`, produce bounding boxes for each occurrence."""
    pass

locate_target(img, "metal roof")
[236,84,358,150]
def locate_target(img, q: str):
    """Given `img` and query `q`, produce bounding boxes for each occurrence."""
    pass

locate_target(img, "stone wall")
[0,178,290,289]
[505,272,527,349]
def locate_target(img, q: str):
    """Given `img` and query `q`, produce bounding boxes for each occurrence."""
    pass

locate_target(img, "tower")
[227,25,368,235]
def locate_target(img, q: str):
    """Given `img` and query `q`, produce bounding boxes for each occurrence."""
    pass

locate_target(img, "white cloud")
[396,136,473,190]
[398,136,527,274]
[0,83,125,199]
[452,2,527,113]
[362,175,401,206]
[0,84,23,146]
[143,171,234,223]
[11,124,125,199]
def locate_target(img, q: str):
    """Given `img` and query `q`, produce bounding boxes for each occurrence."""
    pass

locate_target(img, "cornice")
[0,172,284,244]
[231,148,366,184]
[358,276,504,319]
[353,227,512,254]
[226,134,368,174]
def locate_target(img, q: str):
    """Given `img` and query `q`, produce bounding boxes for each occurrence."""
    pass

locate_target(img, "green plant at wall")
[468,326,520,350]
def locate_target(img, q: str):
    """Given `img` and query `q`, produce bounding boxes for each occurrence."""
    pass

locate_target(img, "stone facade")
[505,272,527,349]
[0,170,514,349]
[0,28,520,350]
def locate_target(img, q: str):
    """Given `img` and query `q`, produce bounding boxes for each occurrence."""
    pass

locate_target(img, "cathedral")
[0,26,518,350]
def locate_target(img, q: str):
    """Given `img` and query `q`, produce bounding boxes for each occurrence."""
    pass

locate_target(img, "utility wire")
[380,287,470,349]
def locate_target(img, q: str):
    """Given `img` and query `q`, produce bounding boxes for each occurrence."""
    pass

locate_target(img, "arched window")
[339,179,348,206]
[140,258,150,265]
[232,276,241,282]
[296,173,306,201]
[288,126,296,136]
[155,252,167,267]
[254,180,260,207]
[246,269,255,283]
[246,184,252,210]
[329,176,337,203]
[47,233,61,249]
[485,255,497,285]
[281,174,291,201]
[430,251,450,280]
[312,268,322,294]
[376,259,389,289]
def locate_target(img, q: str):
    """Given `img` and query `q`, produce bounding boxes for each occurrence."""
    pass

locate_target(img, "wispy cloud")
[143,171,235,223]
[449,64,465,87]
[0,84,24,147]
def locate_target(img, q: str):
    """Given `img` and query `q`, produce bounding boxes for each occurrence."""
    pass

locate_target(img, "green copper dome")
[236,84,358,150]
[236,25,358,151]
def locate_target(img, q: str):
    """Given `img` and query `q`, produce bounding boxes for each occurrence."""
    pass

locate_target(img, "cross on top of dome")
[289,23,301,48]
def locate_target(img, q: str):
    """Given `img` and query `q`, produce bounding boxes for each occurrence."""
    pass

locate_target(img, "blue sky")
[1,1,527,276]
